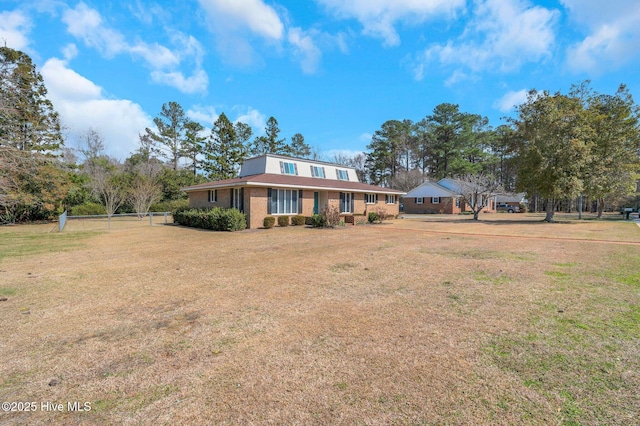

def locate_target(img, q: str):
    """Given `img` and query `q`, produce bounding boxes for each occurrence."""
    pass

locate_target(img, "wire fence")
[60,212,173,232]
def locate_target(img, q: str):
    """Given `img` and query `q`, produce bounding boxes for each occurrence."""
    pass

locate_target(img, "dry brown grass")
[0,214,638,425]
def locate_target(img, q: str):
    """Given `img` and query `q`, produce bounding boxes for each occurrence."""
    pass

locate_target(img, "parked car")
[496,203,520,213]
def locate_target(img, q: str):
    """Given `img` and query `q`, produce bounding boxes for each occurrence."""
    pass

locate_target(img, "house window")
[208,189,217,203]
[386,195,396,204]
[268,189,300,214]
[365,193,377,204]
[311,165,325,178]
[455,198,460,208]
[280,161,298,175]
[432,197,440,204]
[416,197,424,204]
[340,192,354,213]
[231,188,243,211]
[336,169,349,180]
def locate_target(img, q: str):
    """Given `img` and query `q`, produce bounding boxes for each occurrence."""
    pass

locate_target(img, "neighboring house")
[403,178,497,214]
[496,192,527,208]
[183,154,405,229]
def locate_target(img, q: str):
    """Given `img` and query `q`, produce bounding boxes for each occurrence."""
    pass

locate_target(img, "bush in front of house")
[291,215,306,226]
[277,215,290,227]
[367,211,378,223]
[173,207,246,231]
[321,205,341,228]
[263,216,276,228]
[311,214,325,228]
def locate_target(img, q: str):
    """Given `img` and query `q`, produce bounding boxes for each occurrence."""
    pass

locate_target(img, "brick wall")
[404,197,460,214]
[188,189,231,209]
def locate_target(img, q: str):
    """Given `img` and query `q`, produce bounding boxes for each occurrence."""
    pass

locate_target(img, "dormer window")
[336,169,349,180]
[311,165,325,178]
[280,161,298,175]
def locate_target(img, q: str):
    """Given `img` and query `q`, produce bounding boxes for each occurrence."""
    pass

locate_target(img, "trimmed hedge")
[277,215,290,227]
[263,216,276,229]
[173,207,246,231]
[291,215,306,226]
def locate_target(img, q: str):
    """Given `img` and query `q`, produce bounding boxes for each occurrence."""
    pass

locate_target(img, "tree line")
[360,85,640,221]
[2,45,639,224]
[0,46,314,223]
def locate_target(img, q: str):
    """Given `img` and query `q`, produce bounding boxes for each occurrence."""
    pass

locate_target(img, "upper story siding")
[238,155,359,182]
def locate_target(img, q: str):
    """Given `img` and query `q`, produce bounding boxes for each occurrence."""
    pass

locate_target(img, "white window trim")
[208,189,217,203]
[336,169,349,181]
[432,197,440,204]
[386,195,396,205]
[365,193,377,204]
[269,188,299,215]
[340,192,354,213]
[416,197,424,204]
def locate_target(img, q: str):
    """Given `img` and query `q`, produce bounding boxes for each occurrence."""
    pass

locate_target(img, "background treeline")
[1,46,639,224]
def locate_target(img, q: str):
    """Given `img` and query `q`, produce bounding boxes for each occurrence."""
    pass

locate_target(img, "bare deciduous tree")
[456,173,502,221]
[128,159,163,219]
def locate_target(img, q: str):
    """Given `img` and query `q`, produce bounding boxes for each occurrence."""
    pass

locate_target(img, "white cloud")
[494,89,528,112]
[234,107,266,131]
[41,58,151,160]
[288,27,322,74]
[562,0,640,74]
[316,0,465,46]
[413,0,559,80]
[61,2,207,93]
[0,10,32,51]
[198,0,284,67]
[198,0,284,40]
[61,43,78,61]
[187,105,218,127]
[150,69,209,94]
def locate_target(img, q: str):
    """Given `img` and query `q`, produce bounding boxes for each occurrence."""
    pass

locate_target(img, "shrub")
[322,205,341,228]
[150,199,189,213]
[291,215,306,226]
[173,207,246,231]
[217,208,246,231]
[277,215,290,227]
[263,216,276,229]
[367,211,378,223]
[69,202,107,216]
[311,214,325,228]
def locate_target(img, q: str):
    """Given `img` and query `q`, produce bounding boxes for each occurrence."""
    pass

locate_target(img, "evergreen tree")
[0,46,63,153]
[145,101,188,170]
[251,116,287,155]
[580,84,640,217]
[288,133,311,158]
[417,103,487,180]
[203,113,247,180]
[182,120,205,176]
[513,90,592,222]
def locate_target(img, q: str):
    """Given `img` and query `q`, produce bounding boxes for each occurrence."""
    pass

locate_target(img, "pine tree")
[0,46,63,153]
[203,113,247,180]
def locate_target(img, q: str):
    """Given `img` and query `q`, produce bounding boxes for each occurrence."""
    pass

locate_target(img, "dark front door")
[313,192,319,214]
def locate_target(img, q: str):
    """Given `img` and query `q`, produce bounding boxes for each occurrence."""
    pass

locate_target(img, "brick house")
[403,179,497,214]
[183,154,405,229]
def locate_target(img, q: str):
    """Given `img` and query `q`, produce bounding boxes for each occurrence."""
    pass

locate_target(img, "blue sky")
[2,0,639,162]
